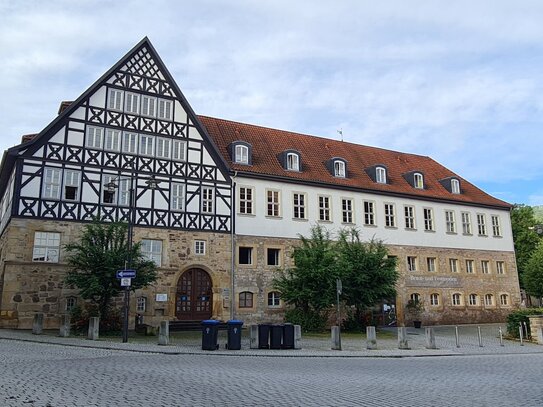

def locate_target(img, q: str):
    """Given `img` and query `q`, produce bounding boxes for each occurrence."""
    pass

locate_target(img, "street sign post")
[116,269,136,279]
[120,278,132,287]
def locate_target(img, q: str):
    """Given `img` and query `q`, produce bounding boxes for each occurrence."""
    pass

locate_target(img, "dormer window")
[439,177,462,194]
[235,144,249,164]
[451,179,460,194]
[376,166,387,184]
[286,153,300,171]
[414,173,424,189]
[334,160,346,178]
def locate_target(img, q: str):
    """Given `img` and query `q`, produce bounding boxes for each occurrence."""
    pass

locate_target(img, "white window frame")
[364,200,375,226]
[268,291,281,307]
[157,98,173,120]
[414,172,424,189]
[449,258,458,273]
[500,294,509,306]
[477,213,487,236]
[466,259,475,274]
[156,137,171,159]
[104,129,121,152]
[171,183,184,211]
[201,187,214,214]
[484,294,494,306]
[63,170,81,201]
[293,192,306,220]
[234,144,249,164]
[452,293,462,306]
[318,195,331,222]
[136,296,147,312]
[404,205,416,229]
[427,257,436,272]
[451,179,460,194]
[239,186,254,215]
[287,153,300,171]
[430,293,439,306]
[481,260,490,274]
[423,208,434,231]
[496,261,505,275]
[141,239,162,267]
[445,210,456,233]
[86,126,103,149]
[141,95,157,117]
[32,231,61,263]
[334,160,346,178]
[469,293,478,306]
[461,212,472,235]
[139,134,155,156]
[266,189,280,217]
[108,88,123,111]
[491,215,502,237]
[194,240,206,255]
[125,92,139,114]
[43,167,61,200]
[342,198,354,224]
[384,203,396,228]
[407,256,417,272]
[172,140,186,161]
[122,132,138,154]
[66,296,77,311]
[267,248,281,266]
[376,166,387,184]
[102,174,118,204]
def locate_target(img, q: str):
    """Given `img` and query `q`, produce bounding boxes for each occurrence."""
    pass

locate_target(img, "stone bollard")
[158,321,169,345]
[250,325,259,349]
[528,315,543,345]
[425,327,436,349]
[294,325,302,349]
[87,317,100,340]
[366,326,377,350]
[398,327,409,349]
[59,314,71,338]
[331,326,342,350]
[32,313,44,335]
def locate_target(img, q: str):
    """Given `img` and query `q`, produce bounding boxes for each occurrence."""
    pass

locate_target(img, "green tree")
[335,228,398,322]
[511,204,541,285]
[65,219,158,320]
[523,240,543,305]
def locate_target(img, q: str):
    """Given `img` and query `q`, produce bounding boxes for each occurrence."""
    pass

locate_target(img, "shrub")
[70,303,122,334]
[284,308,327,332]
[506,308,543,338]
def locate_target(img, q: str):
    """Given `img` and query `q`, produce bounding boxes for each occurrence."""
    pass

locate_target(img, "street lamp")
[104,174,160,343]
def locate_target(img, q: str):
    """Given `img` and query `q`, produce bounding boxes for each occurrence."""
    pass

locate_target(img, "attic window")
[414,173,424,189]
[376,166,387,184]
[451,179,460,194]
[286,153,300,171]
[234,144,249,164]
[334,160,346,178]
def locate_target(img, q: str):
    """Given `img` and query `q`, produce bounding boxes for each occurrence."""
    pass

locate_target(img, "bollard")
[455,325,460,348]
[331,326,342,350]
[523,321,529,339]
[87,317,100,340]
[158,321,169,346]
[499,327,504,347]
[59,314,71,337]
[398,327,409,349]
[250,325,259,349]
[32,313,44,335]
[294,325,302,350]
[366,326,377,350]
[477,326,483,347]
[519,324,524,346]
[425,327,436,349]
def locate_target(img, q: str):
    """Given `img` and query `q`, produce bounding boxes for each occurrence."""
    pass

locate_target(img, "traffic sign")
[120,278,131,287]
[116,269,136,279]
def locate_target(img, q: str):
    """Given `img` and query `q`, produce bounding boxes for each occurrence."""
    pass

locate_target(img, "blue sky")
[1,0,543,206]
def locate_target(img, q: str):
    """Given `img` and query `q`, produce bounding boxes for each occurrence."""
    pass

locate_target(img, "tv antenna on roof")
[337,129,343,142]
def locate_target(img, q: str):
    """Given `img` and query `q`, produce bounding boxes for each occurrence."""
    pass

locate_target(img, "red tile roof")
[198,115,510,209]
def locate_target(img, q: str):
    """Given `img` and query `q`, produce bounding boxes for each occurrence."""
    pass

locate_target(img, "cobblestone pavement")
[1,338,543,407]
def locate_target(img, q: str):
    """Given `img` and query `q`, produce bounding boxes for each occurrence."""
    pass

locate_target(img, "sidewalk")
[1,324,541,358]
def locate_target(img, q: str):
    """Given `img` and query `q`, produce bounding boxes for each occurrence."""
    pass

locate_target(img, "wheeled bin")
[270,324,283,349]
[201,320,220,350]
[258,324,270,349]
[282,323,294,349]
[227,320,244,350]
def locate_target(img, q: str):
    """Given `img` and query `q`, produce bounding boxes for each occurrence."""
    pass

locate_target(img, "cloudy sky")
[1,0,543,205]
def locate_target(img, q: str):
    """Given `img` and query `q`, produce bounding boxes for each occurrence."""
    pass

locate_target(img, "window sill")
[446,232,457,235]
[384,226,398,230]
[265,216,283,220]
[364,224,377,228]
[424,230,436,233]
[292,218,309,222]
[405,228,417,232]
[238,213,256,217]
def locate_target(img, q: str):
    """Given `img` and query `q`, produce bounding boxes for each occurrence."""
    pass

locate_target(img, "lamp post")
[104,174,160,343]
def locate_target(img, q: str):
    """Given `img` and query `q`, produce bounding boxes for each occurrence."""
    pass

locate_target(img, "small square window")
[136,296,147,312]
[267,248,281,266]
[268,291,281,307]
[195,240,206,255]
[33,232,60,263]
[239,291,253,308]
[239,247,253,265]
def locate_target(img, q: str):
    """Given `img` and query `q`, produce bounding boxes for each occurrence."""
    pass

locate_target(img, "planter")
[413,320,422,329]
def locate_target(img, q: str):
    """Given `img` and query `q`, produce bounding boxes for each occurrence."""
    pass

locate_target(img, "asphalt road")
[1,339,543,406]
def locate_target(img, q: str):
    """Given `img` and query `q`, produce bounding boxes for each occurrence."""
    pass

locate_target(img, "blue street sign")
[116,269,136,279]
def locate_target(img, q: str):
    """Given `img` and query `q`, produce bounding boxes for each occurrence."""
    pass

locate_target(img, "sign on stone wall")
[156,294,168,302]
[405,275,461,288]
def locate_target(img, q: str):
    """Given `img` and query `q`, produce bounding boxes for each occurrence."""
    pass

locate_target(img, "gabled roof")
[199,115,511,209]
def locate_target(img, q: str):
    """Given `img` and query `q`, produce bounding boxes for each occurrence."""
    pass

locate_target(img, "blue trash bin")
[226,320,244,350]
[201,320,220,350]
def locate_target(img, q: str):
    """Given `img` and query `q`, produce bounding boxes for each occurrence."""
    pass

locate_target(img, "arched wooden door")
[175,268,213,321]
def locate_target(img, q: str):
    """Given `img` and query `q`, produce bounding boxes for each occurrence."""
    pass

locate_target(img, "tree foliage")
[65,219,158,320]
[523,240,543,302]
[511,204,540,284]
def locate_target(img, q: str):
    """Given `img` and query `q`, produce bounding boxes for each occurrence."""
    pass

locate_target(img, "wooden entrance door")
[175,268,213,320]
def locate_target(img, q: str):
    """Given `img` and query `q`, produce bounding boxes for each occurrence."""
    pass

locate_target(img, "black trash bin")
[270,324,283,349]
[201,320,220,350]
[226,320,244,350]
[282,323,294,349]
[258,324,270,349]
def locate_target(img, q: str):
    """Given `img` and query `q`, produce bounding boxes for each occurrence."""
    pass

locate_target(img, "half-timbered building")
[0,38,521,329]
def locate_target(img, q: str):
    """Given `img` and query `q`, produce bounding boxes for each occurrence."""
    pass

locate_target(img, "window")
[239,291,253,308]
[141,239,162,266]
[407,256,417,272]
[481,260,490,274]
[384,203,396,227]
[500,294,509,306]
[449,258,458,273]
[136,296,147,312]
[491,215,501,237]
[430,293,440,306]
[32,232,60,262]
[466,260,475,274]
[43,167,61,199]
[125,92,139,114]
[118,177,131,206]
[201,187,214,213]
[410,293,421,303]
[86,126,103,149]
[286,153,300,171]
[234,144,249,164]
[364,201,375,226]
[267,190,280,217]
[452,293,462,306]
[171,183,184,211]
[445,210,456,233]
[63,170,80,201]
[376,166,387,184]
[293,193,306,219]
[477,214,487,236]
[157,99,173,120]
[342,198,354,223]
[414,173,424,189]
[334,160,346,177]
[102,174,117,204]
[238,247,253,265]
[239,187,254,215]
[484,294,494,306]
[268,291,281,307]
[122,132,138,154]
[139,134,154,156]
[156,137,171,159]
[404,206,416,229]
[141,95,156,116]
[267,248,281,266]
[451,179,460,194]
[427,257,436,272]
[423,208,434,231]
[108,88,123,111]
[172,140,186,161]
[469,293,478,306]
[319,196,331,221]
[461,212,472,235]
[104,129,121,151]
[195,240,206,255]
[66,296,77,312]
[496,261,505,275]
